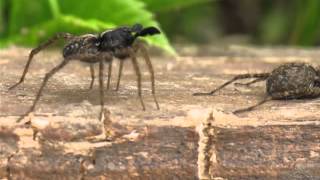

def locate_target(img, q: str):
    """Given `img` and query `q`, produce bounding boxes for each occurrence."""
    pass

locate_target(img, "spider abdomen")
[63,35,99,59]
[266,63,318,99]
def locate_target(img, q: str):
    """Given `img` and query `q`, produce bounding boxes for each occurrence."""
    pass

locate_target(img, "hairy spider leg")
[233,96,272,114]
[17,59,70,122]
[234,77,268,87]
[89,64,95,89]
[134,42,160,110]
[116,60,124,91]
[9,33,75,90]
[89,61,113,90]
[107,60,112,90]
[232,86,320,114]
[98,59,105,120]
[129,49,146,110]
[193,73,270,96]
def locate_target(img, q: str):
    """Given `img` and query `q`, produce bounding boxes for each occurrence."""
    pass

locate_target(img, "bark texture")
[1,46,320,179]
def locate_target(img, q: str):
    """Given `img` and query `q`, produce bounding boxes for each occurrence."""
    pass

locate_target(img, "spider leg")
[89,64,95,90]
[107,60,112,90]
[9,33,75,90]
[129,49,146,110]
[234,77,268,87]
[235,87,320,115]
[116,60,124,91]
[17,59,70,122]
[193,73,270,96]
[233,96,272,114]
[98,59,105,120]
[134,42,160,110]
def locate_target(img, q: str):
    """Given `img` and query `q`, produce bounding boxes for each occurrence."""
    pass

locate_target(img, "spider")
[193,63,320,113]
[9,24,161,122]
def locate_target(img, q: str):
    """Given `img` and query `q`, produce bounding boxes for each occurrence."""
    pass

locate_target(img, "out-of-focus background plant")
[0,0,320,55]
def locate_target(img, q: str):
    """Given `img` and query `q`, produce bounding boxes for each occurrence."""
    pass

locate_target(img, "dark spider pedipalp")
[10,24,161,122]
[194,63,320,114]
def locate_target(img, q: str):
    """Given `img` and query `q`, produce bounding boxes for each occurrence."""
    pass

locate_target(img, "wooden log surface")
[1,46,320,179]
[198,110,320,180]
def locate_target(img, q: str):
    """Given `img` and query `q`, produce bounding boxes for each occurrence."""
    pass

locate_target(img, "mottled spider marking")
[266,63,320,99]
[63,34,101,62]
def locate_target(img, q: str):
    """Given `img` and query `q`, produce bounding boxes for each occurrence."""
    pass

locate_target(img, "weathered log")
[1,120,198,179]
[198,110,320,179]
[2,47,320,179]
[0,127,19,178]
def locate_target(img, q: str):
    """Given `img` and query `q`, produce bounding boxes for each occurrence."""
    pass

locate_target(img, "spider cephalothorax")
[99,24,159,53]
[9,24,161,122]
[193,63,320,113]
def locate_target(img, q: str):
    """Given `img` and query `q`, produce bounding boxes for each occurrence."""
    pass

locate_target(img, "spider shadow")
[40,86,133,107]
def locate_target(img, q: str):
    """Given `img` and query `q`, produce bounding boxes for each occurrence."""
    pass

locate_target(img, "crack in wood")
[6,150,19,180]
[79,158,86,180]
[79,149,97,180]
[198,112,216,180]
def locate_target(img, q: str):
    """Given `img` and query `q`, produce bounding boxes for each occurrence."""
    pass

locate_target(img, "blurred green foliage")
[1,0,209,55]
[0,0,320,52]
[289,0,320,45]
[143,0,211,12]
[158,0,320,46]
[256,0,320,46]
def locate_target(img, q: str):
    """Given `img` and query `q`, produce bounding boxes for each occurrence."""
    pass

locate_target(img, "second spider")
[193,63,320,114]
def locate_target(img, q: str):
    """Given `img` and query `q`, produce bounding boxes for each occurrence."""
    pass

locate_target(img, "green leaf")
[48,0,61,18]
[0,15,115,47]
[2,0,176,55]
[143,0,212,12]
[1,14,176,56]
[58,0,176,55]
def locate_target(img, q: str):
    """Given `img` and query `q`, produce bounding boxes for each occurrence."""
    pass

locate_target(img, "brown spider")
[193,63,320,113]
[9,24,161,122]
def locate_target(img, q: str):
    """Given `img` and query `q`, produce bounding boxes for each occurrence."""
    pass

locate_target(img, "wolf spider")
[9,24,161,122]
[193,63,320,113]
